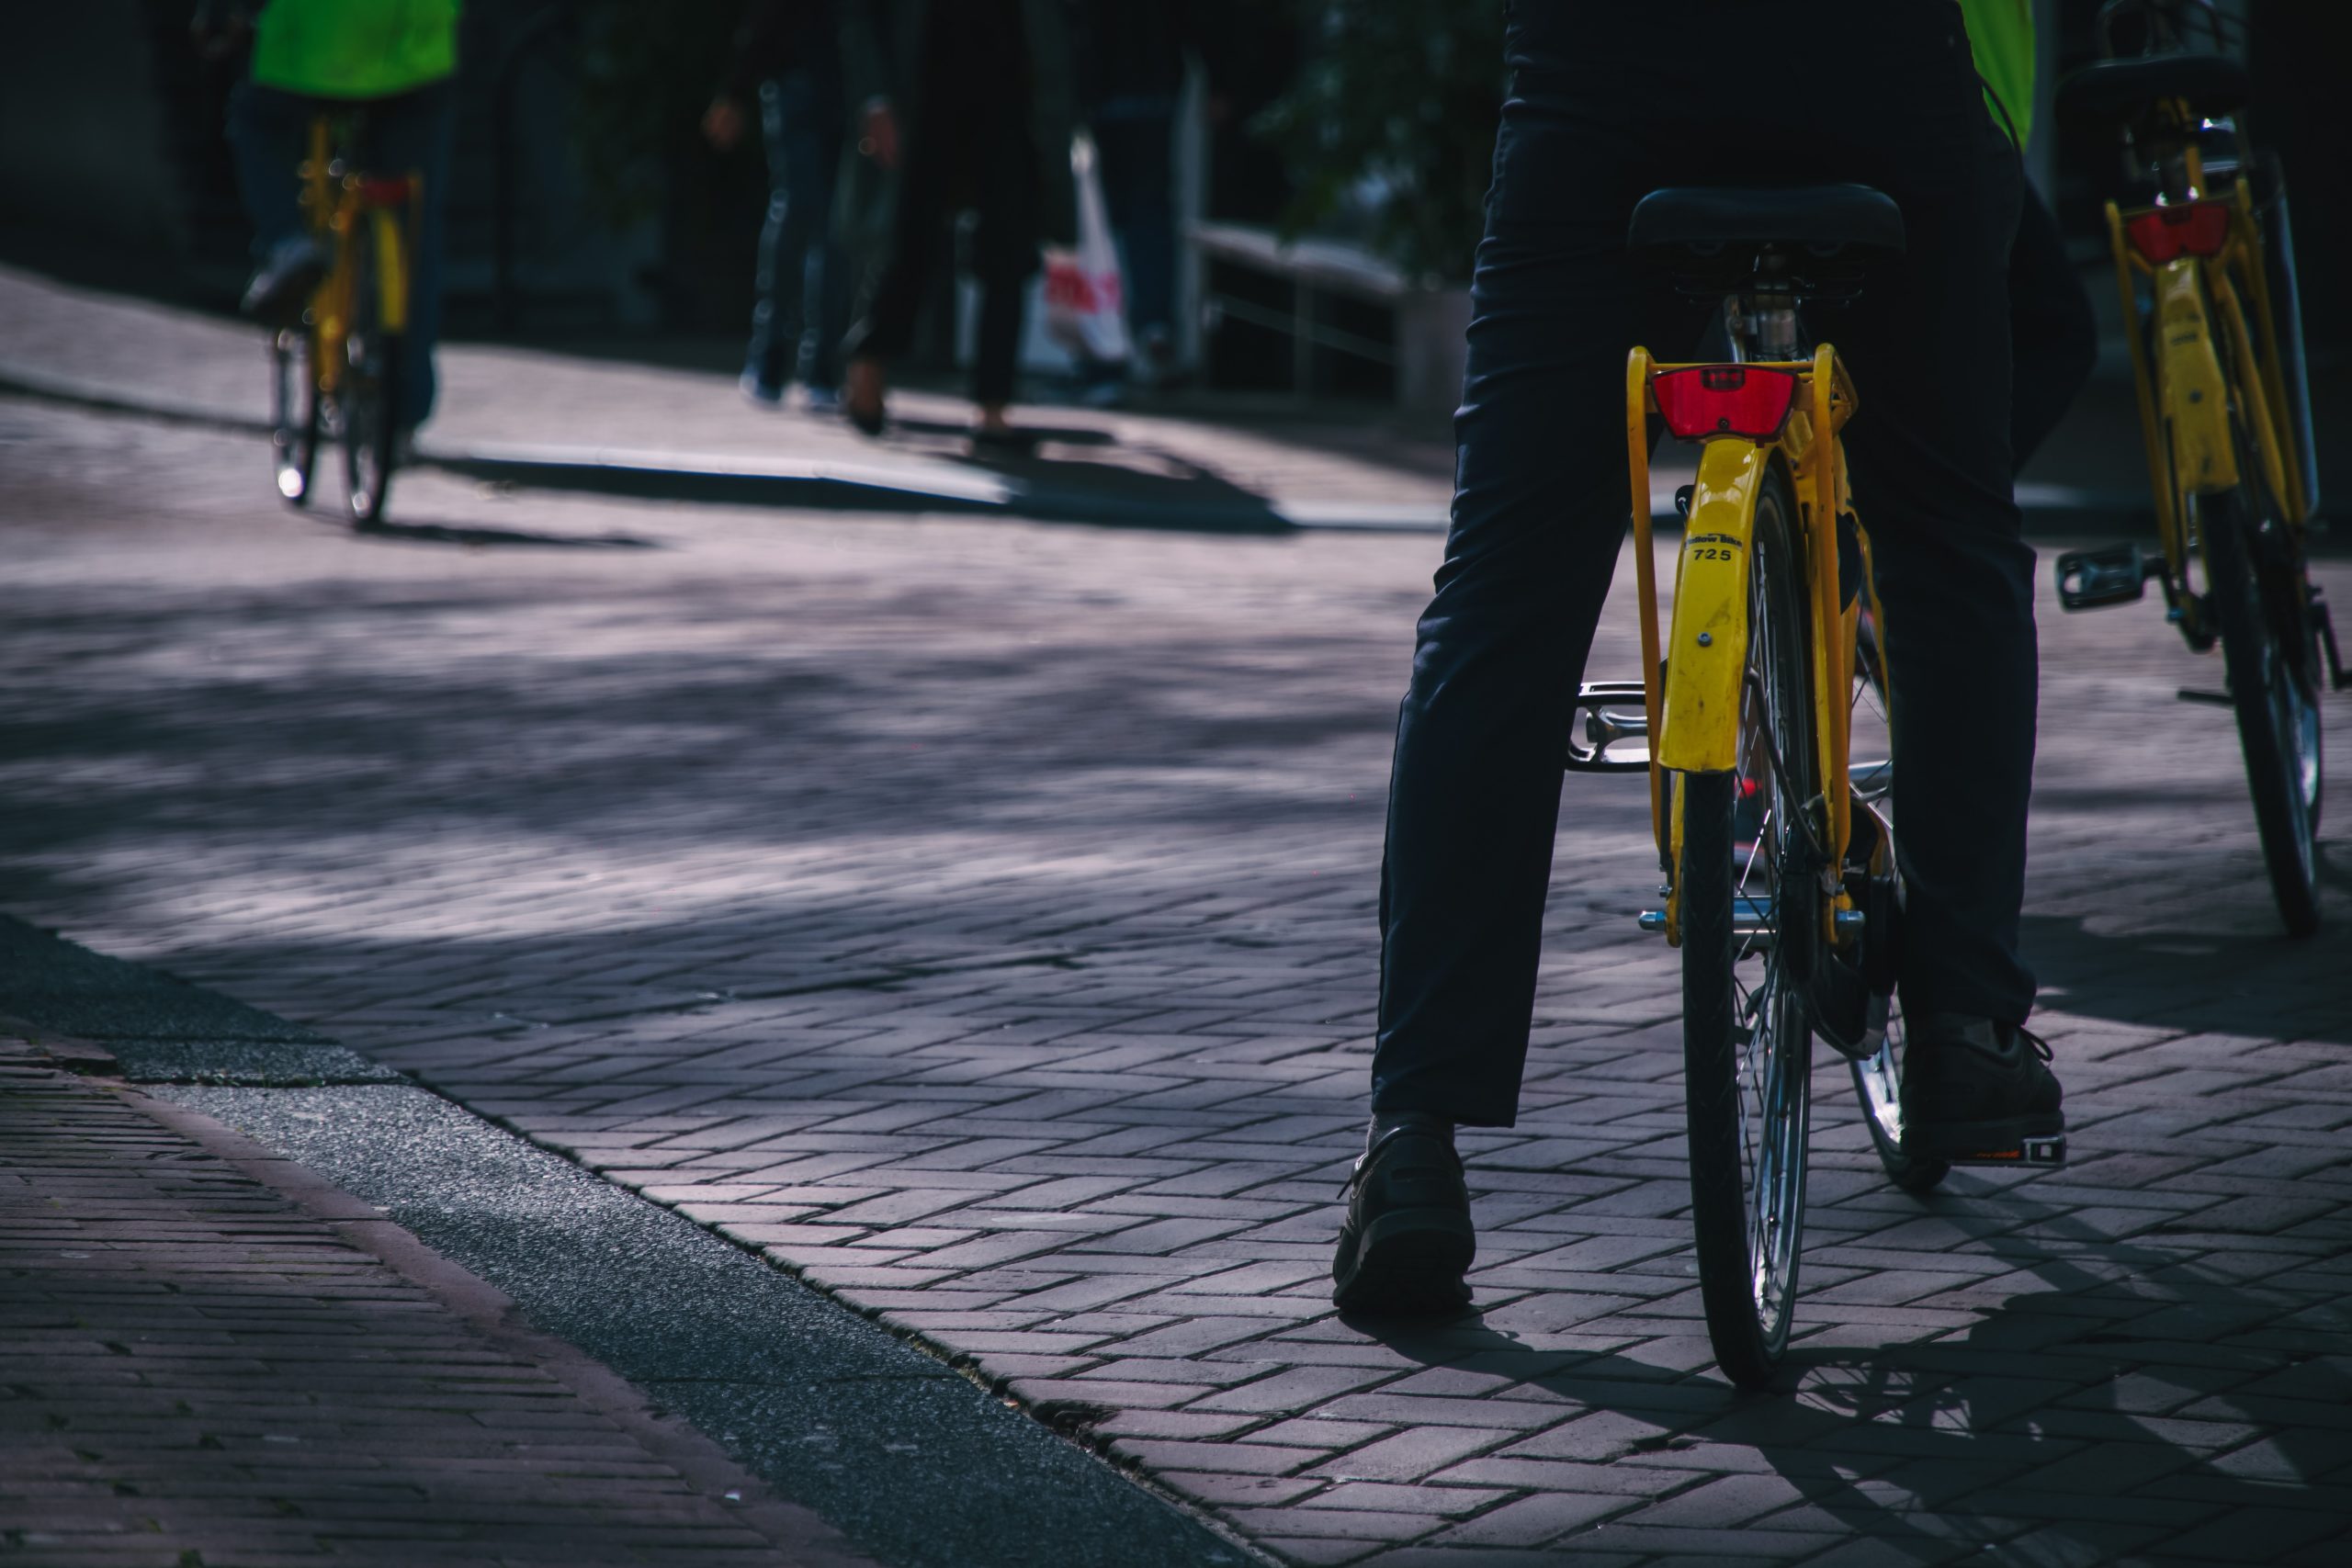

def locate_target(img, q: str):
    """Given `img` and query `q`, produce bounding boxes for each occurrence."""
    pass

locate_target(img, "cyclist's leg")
[1812,65,2040,1028]
[358,80,457,433]
[224,80,310,253]
[225,80,329,319]
[2007,182,2097,475]
[1372,99,1696,1131]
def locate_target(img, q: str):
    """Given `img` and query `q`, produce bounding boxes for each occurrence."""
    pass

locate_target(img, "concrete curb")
[125,1079,882,1568]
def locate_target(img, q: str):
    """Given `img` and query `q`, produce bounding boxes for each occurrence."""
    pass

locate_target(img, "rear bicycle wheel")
[2204,482,2324,935]
[1846,597,1949,1193]
[341,231,401,526]
[1680,465,1816,1389]
[269,326,320,506]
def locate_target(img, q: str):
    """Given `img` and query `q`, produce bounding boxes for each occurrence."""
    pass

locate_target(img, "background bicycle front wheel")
[340,233,402,526]
[1679,465,1815,1390]
[2204,483,2324,935]
[269,327,319,507]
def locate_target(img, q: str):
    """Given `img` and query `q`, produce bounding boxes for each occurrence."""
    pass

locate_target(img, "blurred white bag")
[1040,131,1130,367]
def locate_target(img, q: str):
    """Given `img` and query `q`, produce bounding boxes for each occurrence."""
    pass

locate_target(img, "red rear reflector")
[357,175,415,207]
[2125,201,2230,264]
[1651,366,1799,441]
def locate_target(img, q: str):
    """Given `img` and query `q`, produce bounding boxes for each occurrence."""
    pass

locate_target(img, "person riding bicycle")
[200,0,459,440]
[1335,0,2070,1316]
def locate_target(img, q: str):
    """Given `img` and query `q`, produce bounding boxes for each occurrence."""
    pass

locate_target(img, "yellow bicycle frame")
[1627,344,1861,947]
[296,116,417,397]
[2105,174,2311,597]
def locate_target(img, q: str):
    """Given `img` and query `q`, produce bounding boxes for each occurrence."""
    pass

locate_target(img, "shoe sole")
[1908,1116,2066,1168]
[1331,1208,1475,1317]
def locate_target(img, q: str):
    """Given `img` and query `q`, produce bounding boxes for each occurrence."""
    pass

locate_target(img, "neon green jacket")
[250,0,460,99]
[1960,0,2035,147]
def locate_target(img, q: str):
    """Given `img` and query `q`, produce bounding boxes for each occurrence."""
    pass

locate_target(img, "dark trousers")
[847,92,1040,407]
[1374,2,2039,1127]
[1091,99,1176,341]
[748,69,850,394]
[227,78,454,431]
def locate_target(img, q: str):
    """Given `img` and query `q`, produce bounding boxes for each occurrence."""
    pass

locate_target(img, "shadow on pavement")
[1349,1182,2350,1562]
[351,516,662,550]
[2019,908,2350,1046]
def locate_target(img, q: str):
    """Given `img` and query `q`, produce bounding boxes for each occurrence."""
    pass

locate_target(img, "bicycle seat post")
[1725,254,1803,364]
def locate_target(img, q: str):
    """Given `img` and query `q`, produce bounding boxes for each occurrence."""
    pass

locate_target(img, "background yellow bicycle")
[269,112,417,527]
[2053,3,2341,935]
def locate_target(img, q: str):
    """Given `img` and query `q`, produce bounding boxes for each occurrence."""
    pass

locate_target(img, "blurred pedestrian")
[1076,0,1215,393]
[705,1,852,412]
[201,0,459,436]
[838,0,1079,444]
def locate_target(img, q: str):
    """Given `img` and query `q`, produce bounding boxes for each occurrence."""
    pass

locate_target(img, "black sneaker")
[241,235,330,325]
[1331,1115,1476,1316]
[1902,1012,2066,1167]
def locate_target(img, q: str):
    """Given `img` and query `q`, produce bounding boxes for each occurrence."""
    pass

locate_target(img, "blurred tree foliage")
[1255,0,1504,285]
[570,0,738,223]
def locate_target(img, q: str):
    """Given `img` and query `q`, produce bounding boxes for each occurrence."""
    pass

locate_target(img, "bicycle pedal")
[2056,543,2158,611]
[1565,682,1651,773]
[2177,687,2233,706]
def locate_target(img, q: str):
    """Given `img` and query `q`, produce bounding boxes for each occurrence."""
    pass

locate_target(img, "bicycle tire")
[1680,464,1815,1390]
[341,231,401,526]
[1846,608,1950,1193]
[269,326,320,507]
[2203,483,2324,935]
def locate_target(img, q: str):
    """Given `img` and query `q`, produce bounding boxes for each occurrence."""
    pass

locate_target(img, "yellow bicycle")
[2052,3,2340,934]
[270,112,418,526]
[1565,182,2046,1388]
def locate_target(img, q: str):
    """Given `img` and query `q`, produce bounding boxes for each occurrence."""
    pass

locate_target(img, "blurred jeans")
[1091,96,1176,343]
[1374,1,2040,1126]
[228,78,454,431]
[747,68,850,395]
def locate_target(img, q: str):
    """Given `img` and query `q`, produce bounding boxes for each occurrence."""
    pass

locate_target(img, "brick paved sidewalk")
[0,1037,863,1568]
[5,311,2351,1566]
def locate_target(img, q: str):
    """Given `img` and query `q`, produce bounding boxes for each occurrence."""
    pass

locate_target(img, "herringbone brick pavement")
[3,354,2349,1566]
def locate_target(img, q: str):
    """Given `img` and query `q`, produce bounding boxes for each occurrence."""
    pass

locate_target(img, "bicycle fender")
[1657,439,1770,774]
[372,207,409,334]
[2154,260,2237,497]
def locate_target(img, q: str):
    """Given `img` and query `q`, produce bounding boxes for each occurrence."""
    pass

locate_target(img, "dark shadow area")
[351,515,661,550]
[2019,908,2351,1046]
[420,450,1297,536]
[890,416,1115,448]
[1347,1180,2352,1562]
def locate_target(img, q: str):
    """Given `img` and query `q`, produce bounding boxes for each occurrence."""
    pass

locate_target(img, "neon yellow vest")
[1961,0,2035,147]
[250,0,460,99]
